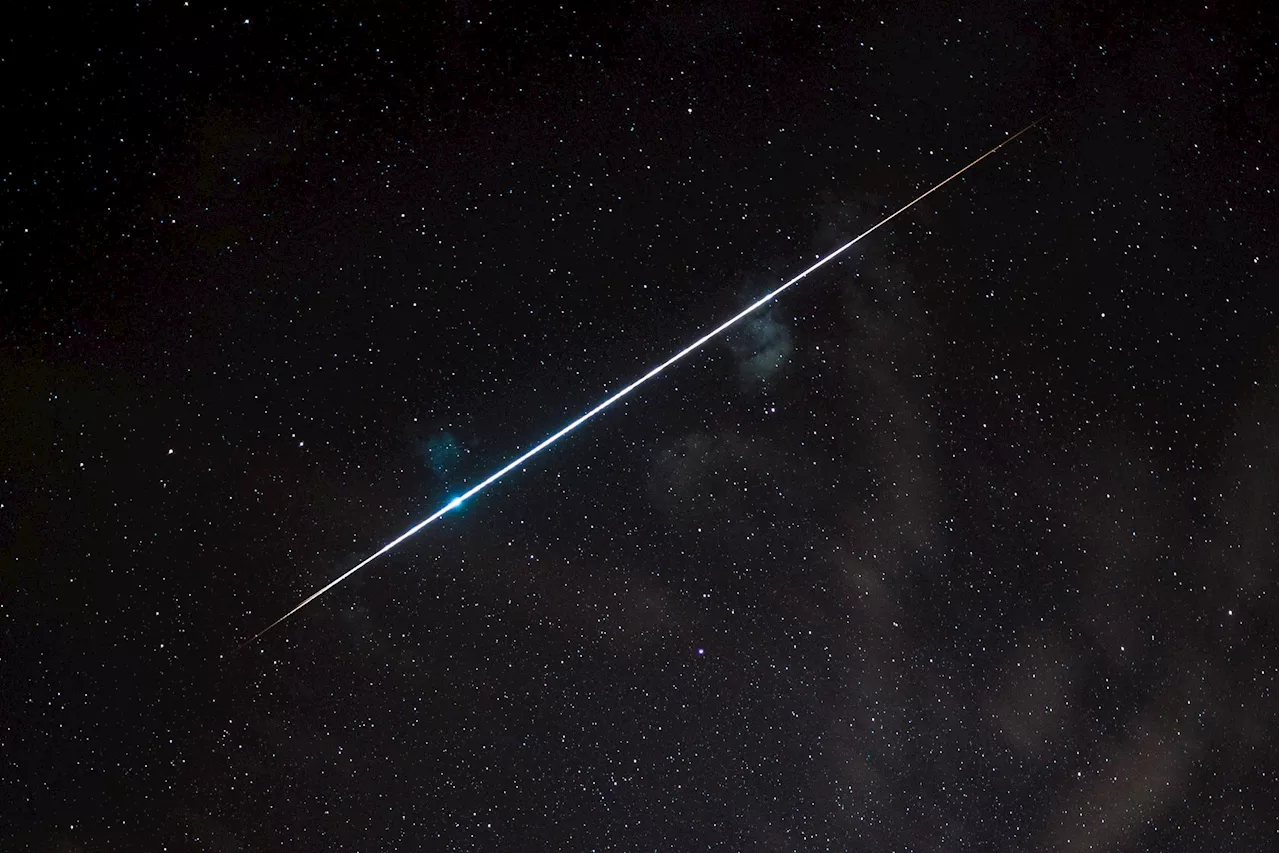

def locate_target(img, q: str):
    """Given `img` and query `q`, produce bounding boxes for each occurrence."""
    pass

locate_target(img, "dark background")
[2,1,1275,850]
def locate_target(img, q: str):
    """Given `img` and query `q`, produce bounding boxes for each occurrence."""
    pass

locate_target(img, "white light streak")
[238,119,1041,651]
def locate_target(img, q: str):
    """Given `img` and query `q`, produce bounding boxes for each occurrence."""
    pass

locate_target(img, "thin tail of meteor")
[234,118,1044,654]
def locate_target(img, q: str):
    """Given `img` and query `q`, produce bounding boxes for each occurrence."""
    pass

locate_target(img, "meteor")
[237,119,1042,652]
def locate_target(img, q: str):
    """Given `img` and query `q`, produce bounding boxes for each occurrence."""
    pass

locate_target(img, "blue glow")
[445,496,465,511]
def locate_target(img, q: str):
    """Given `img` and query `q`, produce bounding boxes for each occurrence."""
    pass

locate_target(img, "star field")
[2,2,1274,851]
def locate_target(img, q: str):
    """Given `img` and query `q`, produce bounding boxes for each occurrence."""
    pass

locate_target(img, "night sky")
[3,2,1276,851]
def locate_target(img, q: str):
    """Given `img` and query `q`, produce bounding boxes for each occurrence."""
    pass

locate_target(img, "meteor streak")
[237,119,1042,651]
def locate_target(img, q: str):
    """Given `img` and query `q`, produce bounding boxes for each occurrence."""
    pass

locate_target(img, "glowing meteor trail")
[237,119,1041,651]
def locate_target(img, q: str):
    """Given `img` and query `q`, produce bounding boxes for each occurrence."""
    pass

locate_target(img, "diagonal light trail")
[236,119,1042,652]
